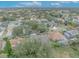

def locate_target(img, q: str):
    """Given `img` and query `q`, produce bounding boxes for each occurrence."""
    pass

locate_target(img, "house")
[30,15,37,20]
[5,21,22,38]
[36,18,49,25]
[49,26,57,32]
[40,19,48,23]
[8,21,22,28]
[48,31,68,45]
[0,20,22,39]
[0,22,8,28]
[64,29,79,39]
[72,16,79,25]
[48,31,66,41]
[73,18,79,25]
[48,21,58,31]
[49,20,56,27]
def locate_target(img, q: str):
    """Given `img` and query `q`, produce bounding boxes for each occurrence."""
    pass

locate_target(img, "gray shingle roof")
[64,30,79,39]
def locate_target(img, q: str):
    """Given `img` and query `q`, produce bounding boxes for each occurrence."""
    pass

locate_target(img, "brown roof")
[48,31,65,41]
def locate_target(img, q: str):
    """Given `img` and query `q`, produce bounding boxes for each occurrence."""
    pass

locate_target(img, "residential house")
[48,31,68,45]
[73,18,79,25]
[40,19,48,23]
[8,21,22,28]
[48,20,58,31]
[64,29,79,39]
[48,20,56,27]
[4,20,22,38]
[30,15,37,20]
[48,31,66,41]
[72,16,79,25]
[35,18,49,25]
[49,26,57,32]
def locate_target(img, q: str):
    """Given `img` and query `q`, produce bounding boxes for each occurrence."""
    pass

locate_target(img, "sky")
[0,1,79,8]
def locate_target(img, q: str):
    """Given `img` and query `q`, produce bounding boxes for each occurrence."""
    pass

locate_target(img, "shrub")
[13,39,52,58]
[50,41,61,48]
[3,37,14,57]
[37,24,48,33]
[2,16,15,22]
[27,20,38,30]
[68,20,77,28]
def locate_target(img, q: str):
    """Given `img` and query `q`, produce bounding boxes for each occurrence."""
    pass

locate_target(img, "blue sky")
[0,1,79,8]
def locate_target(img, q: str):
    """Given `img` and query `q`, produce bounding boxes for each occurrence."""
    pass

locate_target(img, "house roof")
[64,29,79,39]
[48,31,65,41]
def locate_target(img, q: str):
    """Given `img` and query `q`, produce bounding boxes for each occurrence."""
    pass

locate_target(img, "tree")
[67,19,77,28]
[2,16,15,22]
[37,24,48,33]
[12,26,24,38]
[46,14,53,21]
[21,21,32,35]
[27,20,38,30]
[3,37,14,57]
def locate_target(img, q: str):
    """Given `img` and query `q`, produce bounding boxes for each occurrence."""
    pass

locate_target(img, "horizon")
[0,1,79,8]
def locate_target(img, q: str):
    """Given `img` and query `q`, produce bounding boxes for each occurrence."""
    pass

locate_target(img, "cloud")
[60,1,79,3]
[51,2,62,7]
[71,1,79,3]
[51,3,60,6]
[16,1,42,7]
[33,1,42,6]
[59,1,70,3]
[15,5,25,7]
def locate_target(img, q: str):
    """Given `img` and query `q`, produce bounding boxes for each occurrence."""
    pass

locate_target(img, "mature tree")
[37,24,48,33]
[2,16,15,22]
[12,26,24,38]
